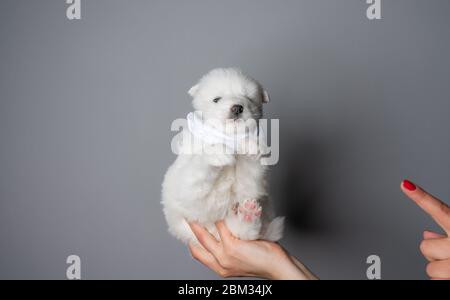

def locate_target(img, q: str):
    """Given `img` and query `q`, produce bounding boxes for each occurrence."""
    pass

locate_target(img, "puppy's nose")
[230,104,244,115]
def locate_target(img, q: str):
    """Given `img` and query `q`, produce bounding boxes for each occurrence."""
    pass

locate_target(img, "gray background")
[0,0,449,280]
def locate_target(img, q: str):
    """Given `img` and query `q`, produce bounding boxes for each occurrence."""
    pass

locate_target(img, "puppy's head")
[188,68,270,123]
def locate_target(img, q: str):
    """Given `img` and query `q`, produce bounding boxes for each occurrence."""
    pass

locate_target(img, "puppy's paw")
[238,199,262,223]
[226,199,262,240]
[204,144,236,166]
[237,139,260,159]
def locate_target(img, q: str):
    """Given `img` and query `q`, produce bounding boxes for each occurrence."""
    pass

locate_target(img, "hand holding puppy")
[188,221,317,280]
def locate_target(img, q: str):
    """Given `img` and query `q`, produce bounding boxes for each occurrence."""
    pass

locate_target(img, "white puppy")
[162,68,284,244]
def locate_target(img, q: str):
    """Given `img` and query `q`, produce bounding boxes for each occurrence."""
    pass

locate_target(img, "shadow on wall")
[243,30,384,237]
[254,44,379,237]
[275,134,336,234]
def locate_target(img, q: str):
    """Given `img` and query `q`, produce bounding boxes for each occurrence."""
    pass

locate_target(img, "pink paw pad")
[238,199,262,223]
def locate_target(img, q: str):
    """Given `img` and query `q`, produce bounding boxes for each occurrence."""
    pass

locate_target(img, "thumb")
[423,230,447,240]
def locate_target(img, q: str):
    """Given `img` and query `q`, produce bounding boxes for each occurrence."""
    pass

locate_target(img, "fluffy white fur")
[162,68,284,244]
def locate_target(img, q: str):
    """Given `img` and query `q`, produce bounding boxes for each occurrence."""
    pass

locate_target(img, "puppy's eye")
[213,97,221,103]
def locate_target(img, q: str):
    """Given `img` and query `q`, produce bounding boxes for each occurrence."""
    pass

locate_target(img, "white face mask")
[186,111,260,153]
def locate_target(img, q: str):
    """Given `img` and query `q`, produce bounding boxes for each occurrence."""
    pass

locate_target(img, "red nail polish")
[403,180,417,191]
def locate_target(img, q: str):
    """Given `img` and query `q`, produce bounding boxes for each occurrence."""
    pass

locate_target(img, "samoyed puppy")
[162,68,284,244]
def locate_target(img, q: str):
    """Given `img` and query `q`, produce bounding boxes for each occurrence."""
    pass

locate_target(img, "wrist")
[267,254,309,280]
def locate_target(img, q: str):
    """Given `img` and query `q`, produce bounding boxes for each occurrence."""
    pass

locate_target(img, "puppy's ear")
[188,84,200,98]
[262,90,270,103]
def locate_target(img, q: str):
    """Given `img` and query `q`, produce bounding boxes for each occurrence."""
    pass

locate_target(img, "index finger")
[401,180,450,234]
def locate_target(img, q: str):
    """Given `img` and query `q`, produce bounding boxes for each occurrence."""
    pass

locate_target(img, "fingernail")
[403,179,417,191]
